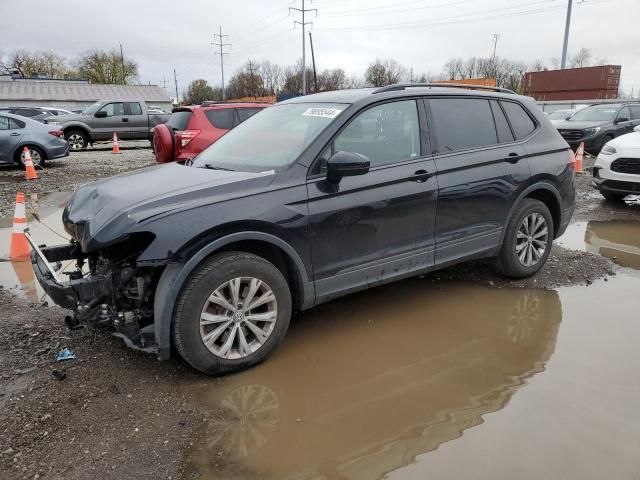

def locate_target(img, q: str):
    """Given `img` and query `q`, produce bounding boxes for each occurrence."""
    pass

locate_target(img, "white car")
[592,125,640,201]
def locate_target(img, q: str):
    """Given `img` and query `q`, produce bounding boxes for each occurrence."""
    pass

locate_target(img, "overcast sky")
[1,0,638,97]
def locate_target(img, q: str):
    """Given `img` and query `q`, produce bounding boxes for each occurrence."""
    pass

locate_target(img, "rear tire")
[173,252,292,376]
[65,129,88,151]
[495,199,554,279]
[601,191,626,202]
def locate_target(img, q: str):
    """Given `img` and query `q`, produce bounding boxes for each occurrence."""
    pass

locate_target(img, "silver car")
[0,112,69,167]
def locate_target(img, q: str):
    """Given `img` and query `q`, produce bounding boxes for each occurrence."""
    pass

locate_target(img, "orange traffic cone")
[23,147,38,180]
[9,192,31,260]
[574,142,584,174]
[112,132,121,154]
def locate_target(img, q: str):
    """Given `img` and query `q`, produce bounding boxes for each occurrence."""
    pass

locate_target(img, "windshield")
[82,102,103,115]
[569,106,618,122]
[548,110,572,120]
[193,103,347,172]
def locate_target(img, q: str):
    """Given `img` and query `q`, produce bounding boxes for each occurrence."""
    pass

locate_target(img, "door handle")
[122,118,129,122]
[10,132,20,136]
[410,169,432,183]
[505,153,523,164]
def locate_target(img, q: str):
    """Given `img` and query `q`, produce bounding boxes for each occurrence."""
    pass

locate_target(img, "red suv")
[153,102,269,163]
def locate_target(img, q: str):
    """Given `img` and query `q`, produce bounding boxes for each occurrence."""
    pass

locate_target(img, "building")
[0,76,173,112]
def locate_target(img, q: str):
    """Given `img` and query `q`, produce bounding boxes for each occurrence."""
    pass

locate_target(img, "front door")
[93,102,127,140]
[306,99,438,302]
[426,97,532,265]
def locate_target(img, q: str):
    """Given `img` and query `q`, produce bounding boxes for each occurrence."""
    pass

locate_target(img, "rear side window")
[236,108,262,123]
[490,100,514,143]
[205,109,234,130]
[127,102,143,115]
[0,116,24,129]
[501,101,536,139]
[630,105,640,120]
[429,98,497,153]
[166,111,192,130]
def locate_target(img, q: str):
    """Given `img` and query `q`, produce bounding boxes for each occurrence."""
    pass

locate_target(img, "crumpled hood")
[63,163,275,251]
[555,120,609,130]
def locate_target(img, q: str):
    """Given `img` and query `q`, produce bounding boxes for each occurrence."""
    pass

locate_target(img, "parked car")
[31,84,575,375]
[152,103,268,163]
[555,103,640,154]
[592,125,640,201]
[0,106,73,118]
[0,112,68,167]
[46,100,171,151]
[546,109,578,125]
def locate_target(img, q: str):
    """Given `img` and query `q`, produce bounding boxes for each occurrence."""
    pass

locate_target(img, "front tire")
[15,145,45,168]
[601,191,626,202]
[495,199,554,279]
[173,252,292,375]
[65,129,88,151]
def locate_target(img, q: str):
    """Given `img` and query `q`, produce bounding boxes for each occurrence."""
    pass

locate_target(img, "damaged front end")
[29,231,163,354]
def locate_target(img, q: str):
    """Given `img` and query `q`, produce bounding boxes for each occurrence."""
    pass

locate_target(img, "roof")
[0,78,172,103]
[281,86,525,106]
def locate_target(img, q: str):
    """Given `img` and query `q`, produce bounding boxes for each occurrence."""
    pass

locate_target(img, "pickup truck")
[47,100,170,151]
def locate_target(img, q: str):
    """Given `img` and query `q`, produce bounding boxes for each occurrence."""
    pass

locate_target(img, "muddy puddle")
[183,272,640,480]
[0,191,73,301]
[557,220,640,270]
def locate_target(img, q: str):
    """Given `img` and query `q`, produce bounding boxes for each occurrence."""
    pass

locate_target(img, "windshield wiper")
[203,164,235,171]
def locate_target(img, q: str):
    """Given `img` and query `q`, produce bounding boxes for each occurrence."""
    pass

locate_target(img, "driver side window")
[617,107,631,122]
[312,100,421,176]
[99,102,125,117]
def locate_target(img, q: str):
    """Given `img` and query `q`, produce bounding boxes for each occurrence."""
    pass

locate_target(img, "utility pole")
[308,32,318,93]
[560,0,573,69]
[173,68,179,105]
[290,0,317,95]
[491,33,500,79]
[212,26,231,100]
[119,43,126,85]
[161,76,168,93]
[247,60,257,100]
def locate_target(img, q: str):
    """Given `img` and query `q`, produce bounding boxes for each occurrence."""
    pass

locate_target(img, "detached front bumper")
[30,242,110,311]
[592,177,640,196]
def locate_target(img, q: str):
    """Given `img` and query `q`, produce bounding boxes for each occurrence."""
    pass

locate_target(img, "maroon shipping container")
[524,65,620,101]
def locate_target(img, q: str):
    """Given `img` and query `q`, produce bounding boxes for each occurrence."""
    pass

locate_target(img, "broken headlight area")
[32,232,163,353]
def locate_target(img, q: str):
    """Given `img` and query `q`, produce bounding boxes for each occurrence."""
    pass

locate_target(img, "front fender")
[152,231,314,360]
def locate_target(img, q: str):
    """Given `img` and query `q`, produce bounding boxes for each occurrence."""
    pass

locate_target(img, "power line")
[212,26,231,100]
[290,0,317,95]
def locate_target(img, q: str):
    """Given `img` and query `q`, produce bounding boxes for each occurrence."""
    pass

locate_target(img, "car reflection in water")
[184,279,562,480]
[583,221,640,271]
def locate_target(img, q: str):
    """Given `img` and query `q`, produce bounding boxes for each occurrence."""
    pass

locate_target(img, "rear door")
[426,96,530,265]
[0,116,25,163]
[307,99,438,301]
[125,102,148,139]
[93,102,127,140]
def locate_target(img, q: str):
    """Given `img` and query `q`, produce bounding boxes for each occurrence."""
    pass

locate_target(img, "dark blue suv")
[31,84,576,375]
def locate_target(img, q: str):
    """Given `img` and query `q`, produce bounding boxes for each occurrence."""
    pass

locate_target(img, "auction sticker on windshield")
[302,107,343,119]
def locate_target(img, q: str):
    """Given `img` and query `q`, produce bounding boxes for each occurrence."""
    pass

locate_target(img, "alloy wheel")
[515,213,548,267]
[199,277,278,359]
[67,134,85,151]
[20,148,42,167]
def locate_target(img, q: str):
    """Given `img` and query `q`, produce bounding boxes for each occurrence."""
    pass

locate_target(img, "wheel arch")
[62,124,92,141]
[503,183,563,243]
[152,231,314,360]
[13,142,47,164]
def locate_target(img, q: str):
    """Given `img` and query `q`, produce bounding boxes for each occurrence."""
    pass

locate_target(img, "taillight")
[178,129,200,147]
[49,130,64,138]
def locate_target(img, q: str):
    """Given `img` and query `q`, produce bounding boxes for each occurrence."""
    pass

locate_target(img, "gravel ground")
[0,150,636,480]
[0,141,155,218]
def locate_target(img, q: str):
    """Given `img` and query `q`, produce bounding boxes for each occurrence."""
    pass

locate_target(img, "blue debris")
[56,348,76,362]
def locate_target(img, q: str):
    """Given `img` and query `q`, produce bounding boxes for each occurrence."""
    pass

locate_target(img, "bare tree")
[364,58,406,87]
[0,49,69,78]
[569,48,592,68]
[77,49,138,84]
[318,68,347,91]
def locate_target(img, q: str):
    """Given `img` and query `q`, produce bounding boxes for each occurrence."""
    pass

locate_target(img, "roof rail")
[372,83,516,95]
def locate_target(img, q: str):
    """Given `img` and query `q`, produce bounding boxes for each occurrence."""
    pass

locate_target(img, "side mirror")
[615,117,629,124]
[326,151,370,183]
[565,116,573,121]
[634,125,640,133]
[94,111,107,118]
